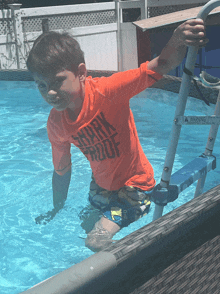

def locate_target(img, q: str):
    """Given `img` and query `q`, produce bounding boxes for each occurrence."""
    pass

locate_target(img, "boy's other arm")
[148,19,208,76]
[35,168,71,224]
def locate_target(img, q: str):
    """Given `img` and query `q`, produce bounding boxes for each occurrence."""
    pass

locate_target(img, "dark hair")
[26,31,85,76]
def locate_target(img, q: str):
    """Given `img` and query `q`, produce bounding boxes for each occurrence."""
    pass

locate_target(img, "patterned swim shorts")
[89,175,153,228]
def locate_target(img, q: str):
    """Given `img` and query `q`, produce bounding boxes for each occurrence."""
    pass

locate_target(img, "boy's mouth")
[48,97,62,105]
[49,98,67,110]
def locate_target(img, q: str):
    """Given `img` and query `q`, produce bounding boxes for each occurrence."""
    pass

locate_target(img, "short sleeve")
[100,61,163,103]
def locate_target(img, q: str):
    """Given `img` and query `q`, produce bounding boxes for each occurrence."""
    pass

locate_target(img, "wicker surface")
[79,184,220,294]
[0,69,117,81]
[150,74,218,104]
[0,69,34,81]
[105,184,220,264]
[132,235,220,294]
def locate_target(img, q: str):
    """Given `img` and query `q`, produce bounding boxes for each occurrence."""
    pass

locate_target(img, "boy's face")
[33,69,83,112]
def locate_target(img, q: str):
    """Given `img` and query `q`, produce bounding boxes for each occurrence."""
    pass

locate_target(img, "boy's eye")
[38,83,47,91]
[54,80,62,88]
[53,79,64,89]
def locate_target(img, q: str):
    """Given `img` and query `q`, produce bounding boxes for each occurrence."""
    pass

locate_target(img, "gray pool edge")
[19,251,117,294]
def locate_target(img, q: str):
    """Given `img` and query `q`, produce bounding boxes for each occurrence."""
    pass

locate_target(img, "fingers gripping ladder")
[152,0,220,221]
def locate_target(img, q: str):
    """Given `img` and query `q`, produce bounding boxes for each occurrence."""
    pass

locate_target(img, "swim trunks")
[89,175,153,228]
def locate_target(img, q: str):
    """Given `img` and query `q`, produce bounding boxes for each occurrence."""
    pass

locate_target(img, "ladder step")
[170,155,216,195]
[152,155,216,206]
[175,116,220,125]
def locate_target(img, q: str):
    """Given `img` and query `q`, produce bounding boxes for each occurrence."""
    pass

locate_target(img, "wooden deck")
[134,6,220,31]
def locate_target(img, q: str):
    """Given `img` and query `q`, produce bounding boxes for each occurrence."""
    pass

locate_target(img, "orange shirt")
[47,61,163,191]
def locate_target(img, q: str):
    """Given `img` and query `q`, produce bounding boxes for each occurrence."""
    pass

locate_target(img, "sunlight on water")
[0,82,219,293]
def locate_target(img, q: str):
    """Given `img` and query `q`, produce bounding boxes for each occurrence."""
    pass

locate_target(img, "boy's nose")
[48,89,57,96]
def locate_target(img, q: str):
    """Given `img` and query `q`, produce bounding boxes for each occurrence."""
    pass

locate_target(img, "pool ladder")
[152,0,220,221]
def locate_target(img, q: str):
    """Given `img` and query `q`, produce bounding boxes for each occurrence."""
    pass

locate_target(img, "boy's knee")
[85,221,114,252]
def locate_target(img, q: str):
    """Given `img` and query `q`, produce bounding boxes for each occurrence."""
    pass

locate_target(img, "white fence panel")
[77,32,118,71]
[0,35,16,69]
[0,8,14,69]
[20,2,115,17]
[72,27,118,71]
[22,24,118,71]
[120,23,138,70]
[0,2,118,70]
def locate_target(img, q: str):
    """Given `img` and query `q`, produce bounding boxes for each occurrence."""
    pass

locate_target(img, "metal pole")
[194,89,220,197]
[115,0,123,72]
[42,19,49,33]
[141,0,148,19]
[153,205,164,221]
[8,3,22,70]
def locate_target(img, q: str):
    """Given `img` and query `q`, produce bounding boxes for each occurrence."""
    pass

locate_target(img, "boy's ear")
[78,63,87,82]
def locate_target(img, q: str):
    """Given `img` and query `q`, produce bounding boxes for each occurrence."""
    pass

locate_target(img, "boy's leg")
[86,175,152,252]
[79,204,103,234]
[85,216,120,252]
[85,174,120,251]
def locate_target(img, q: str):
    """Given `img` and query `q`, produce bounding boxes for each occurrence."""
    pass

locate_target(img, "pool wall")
[20,184,220,294]
[0,69,116,81]
[0,69,218,105]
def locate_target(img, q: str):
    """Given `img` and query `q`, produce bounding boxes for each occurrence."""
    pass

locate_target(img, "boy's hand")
[172,18,209,48]
[148,19,209,75]
[35,208,59,225]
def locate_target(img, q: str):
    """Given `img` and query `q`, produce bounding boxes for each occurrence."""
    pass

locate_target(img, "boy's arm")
[52,168,71,210]
[35,168,71,224]
[148,19,208,76]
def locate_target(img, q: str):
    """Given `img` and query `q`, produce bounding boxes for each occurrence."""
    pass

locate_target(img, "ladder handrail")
[160,0,220,187]
[153,0,220,221]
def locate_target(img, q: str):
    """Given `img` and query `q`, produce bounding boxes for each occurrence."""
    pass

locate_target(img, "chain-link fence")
[0,2,209,38]
[21,2,207,34]
[0,18,13,35]
[148,3,205,17]
[22,10,116,33]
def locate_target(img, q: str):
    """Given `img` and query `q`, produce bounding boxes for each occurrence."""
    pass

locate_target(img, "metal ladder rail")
[194,90,220,197]
[151,101,219,217]
[171,89,220,196]
[152,0,220,221]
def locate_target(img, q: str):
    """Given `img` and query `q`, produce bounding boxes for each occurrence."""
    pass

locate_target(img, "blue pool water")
[1,81,219,293]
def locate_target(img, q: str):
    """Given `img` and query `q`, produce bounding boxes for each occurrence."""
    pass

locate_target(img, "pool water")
[1,81,219,293]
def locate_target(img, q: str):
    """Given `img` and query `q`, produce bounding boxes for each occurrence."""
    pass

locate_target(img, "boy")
[27,19,208,252]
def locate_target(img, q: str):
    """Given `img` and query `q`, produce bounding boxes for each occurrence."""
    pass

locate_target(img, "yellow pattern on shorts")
[111,207,122,221]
